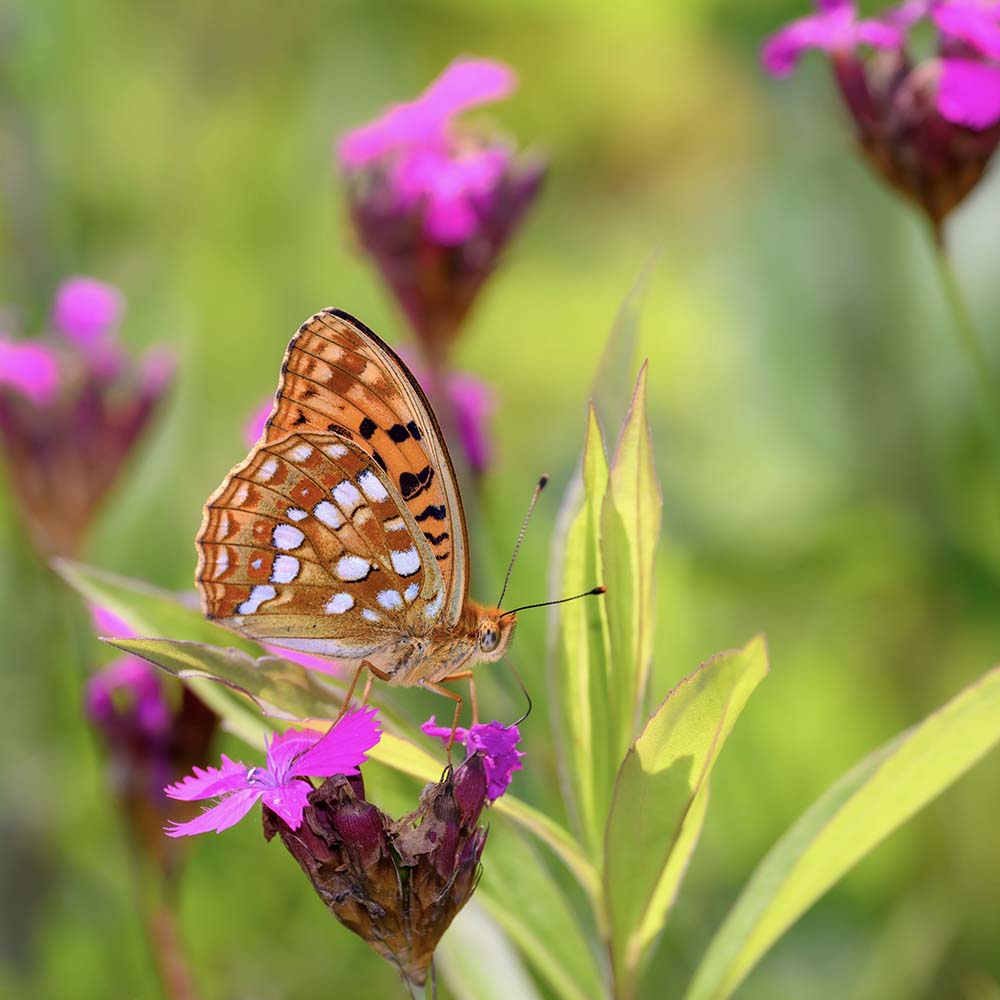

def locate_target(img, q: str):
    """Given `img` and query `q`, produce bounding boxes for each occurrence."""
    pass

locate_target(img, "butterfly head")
[476,610,516,663]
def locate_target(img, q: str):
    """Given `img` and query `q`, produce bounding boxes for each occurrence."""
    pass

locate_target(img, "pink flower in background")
[422,717,524,801]
[762,1,903,77]
[165,707,381,836]
[86,656,172,739]
[762,0,1000,234]
[339,57,545,365]
[0,338,59,404]
[0,277,174,557]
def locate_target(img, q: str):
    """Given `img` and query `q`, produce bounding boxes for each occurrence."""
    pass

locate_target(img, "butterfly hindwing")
[257,308,468,628]
[196,430,447,661]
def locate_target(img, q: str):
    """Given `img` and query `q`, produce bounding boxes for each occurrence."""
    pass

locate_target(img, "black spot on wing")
[327,422,353,438]
[423,531,449,545]
[293,411,308,426]
[414,503,447,522]
[359,417,377,440]
[387,423,410,443]
[406,420,422,441]
[399,466,434,500]
[371,450,387,473]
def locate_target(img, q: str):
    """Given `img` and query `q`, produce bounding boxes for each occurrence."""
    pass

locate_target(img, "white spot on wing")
[237,584,276,615]
[323,443,348,460]
[287,507,308,522]
[232,482,250,505]
[390,547,420,578]
[313,500,344,529]
[271,555,300,583]
[362,609,380,623]
[218,511,230,537]
[212,549,230,579]
[288,443,314,463]
[377,589,403,610]
[358,470,389,502]
[336,555,371,581]
[384,516,406,532]
[332,481,363,512]
[425,589,444,620]
[251,557,262,570]
[258,457,279,482]
[404,582,419,603]
[325,592,354,614]
[272,524,305,550]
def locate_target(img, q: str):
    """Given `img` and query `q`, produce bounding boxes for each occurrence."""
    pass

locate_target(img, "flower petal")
[89,604,135,640]
[261,780,314,830]
[0,337,59,404]
[934,1,1000,60]
[289,706,382,779]
[165,754,249,801]
[164,787,261,837]
[51,276,124,347]
[422,717,524,801]
[244,397,274,447]
[938,57,1000,128]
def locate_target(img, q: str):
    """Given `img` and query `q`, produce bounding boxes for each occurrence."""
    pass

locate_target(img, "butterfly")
[195,308,517,724]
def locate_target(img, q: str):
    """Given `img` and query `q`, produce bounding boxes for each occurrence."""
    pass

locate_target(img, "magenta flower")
[422,717,524,801]
[338,57,546,365]
[763,0,1000,235]
[86,656,172,740]
[0,278,174,556]
[243,396,273,446]
[0,337,59,404]
[762,1,903,77]
[52,276,124,346]
[164,707,382,836]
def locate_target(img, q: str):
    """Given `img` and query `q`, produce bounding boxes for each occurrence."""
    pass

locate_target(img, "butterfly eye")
[479,623,500,653]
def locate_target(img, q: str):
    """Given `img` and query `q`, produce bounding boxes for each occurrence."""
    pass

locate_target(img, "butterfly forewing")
[260,309,468,628]
[196,429,447,662]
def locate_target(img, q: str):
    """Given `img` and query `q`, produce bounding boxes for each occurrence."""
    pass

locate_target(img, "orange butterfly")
[196,308,526,729]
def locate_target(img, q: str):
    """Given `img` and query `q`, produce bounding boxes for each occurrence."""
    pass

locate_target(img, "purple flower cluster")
[763,0,1000,234]
[338,58,545,367]
[422,717,525,801]
[0,277,173,556]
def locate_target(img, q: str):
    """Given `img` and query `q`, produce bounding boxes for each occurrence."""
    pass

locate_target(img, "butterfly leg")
[437,670,478,725]
[420,680,465,758]
[337,660,391,720]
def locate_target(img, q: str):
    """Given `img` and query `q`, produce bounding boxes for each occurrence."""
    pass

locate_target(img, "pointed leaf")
[551,405,612,854]
[686,663,1000,1000]
[602,363,662,757]
[604,637,768,999]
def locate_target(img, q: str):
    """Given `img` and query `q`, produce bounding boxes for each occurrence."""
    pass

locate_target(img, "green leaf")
[604,637,768,1000]
[437,901,543,1000]
[54,559,262,652]
[479,824,606,1000]
[602,363,663,757]
[685,662,1000,1000]
[551,405,613,855]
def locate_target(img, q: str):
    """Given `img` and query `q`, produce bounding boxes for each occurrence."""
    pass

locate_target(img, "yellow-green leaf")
[685,662,1000,1000]
[605,637,768,1000]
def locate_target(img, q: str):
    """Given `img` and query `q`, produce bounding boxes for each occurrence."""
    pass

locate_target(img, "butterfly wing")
[196,430,448,670]
[256,308,469,628]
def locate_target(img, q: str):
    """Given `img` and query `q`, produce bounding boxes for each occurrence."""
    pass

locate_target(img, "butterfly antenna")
[499,585,607,619]
[497,474,549,608]
[509,658,533,726]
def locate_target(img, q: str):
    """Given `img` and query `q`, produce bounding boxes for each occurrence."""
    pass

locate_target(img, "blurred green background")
[2,1,999,997]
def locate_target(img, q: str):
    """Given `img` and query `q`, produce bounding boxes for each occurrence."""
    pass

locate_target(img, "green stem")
[930,236,1000,419]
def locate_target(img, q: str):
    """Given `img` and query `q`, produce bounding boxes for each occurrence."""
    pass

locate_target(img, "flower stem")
[140,882,200,1000]
[930,235,1000,419]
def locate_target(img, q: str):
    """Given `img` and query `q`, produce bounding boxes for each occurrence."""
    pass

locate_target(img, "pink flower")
[422,717,524,801]
[762,1,903,77]
[934,2,1000,127]
[0,338,59,404]
[164,707,382,836]
[51,276,124,347]
[86,655,172,738]
[338,58,545,362]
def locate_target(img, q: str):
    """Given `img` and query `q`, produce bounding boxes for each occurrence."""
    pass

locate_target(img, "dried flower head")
[264,754,490,988]
[338,58,546,366]
[763,0,1000,238]
[0,278,174,557]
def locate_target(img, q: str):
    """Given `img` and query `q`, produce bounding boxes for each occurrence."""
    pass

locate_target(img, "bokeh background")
[2,1,1000,998]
